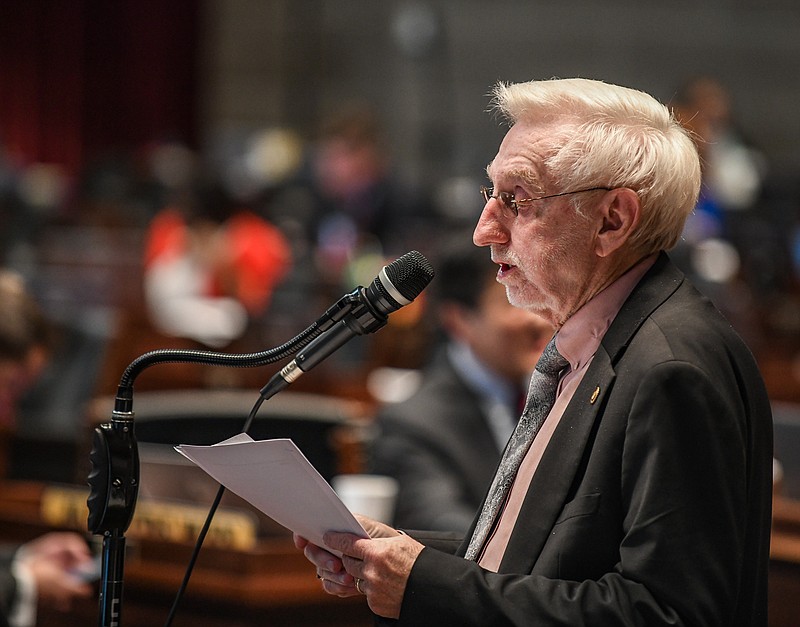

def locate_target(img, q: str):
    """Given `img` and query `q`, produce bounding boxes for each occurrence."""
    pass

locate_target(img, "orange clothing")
[144,208,291,315]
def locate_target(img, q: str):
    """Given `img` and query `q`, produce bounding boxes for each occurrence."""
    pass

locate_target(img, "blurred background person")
[672,75,766,221]
[369,238,553,531]
[143,178,292,349]
[252,105,443,386]
[284,103,439,288]
[0,271,51,434]
[670,76,775,352]
[1,532,94,627]
[0,270,94,627]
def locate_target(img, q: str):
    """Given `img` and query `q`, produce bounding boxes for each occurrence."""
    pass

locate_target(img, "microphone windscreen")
[385,250,435,301]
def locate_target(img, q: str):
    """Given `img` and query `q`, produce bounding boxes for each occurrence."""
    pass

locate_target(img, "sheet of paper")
[175,434,367,552]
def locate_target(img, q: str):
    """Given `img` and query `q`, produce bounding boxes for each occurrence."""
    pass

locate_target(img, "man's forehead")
[486,123,554,184]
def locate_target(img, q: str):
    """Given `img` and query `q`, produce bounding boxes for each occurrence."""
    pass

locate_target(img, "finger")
[354,514,398,539]
[303,543,343,572]
[63,579,93,598]
[341,554,364,577]
[316,567,355,587]
[323,531,366,559]
[319,575,360,598]
[322,530,349,555]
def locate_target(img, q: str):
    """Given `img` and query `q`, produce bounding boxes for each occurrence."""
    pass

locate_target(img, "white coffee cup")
[331,474,399,524]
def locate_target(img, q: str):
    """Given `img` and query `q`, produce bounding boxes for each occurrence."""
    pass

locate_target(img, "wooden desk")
[770,495,800,627]
[0,481,373,627]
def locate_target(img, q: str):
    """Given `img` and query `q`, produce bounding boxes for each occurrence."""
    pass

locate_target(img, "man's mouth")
[497,262,516,277]
[490,248,516,277]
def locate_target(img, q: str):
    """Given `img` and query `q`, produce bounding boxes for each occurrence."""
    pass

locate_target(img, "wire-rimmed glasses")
[479,185,613,217]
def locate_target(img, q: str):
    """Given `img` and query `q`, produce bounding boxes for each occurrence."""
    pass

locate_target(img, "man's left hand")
[298,514,424,620]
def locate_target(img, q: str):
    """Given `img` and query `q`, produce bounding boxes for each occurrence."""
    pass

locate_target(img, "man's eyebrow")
[486,166,543,191]
[511,168,541,188]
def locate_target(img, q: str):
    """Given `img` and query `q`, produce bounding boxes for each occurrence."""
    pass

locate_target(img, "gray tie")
[465,335,569,561]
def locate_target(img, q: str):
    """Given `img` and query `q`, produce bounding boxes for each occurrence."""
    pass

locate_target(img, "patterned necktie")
[465,335,569,561]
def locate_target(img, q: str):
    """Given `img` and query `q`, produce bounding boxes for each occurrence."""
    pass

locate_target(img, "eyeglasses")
[479,185,612,217]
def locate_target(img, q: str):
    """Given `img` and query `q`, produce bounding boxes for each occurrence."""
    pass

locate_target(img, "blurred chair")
[773,401,800,500]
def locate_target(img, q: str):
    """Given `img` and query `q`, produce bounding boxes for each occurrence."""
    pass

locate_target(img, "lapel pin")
[590,386,600,404]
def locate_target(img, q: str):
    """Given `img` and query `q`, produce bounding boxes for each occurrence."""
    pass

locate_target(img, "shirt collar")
[556,254,657,371]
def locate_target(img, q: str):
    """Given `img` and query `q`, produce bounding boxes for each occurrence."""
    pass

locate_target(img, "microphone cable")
[163,391,268,627]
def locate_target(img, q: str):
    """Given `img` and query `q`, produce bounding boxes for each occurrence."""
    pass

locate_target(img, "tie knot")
[535,336,569,377]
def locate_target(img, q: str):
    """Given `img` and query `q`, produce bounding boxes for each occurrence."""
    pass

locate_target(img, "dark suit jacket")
[384,254,773,626]
[370,350,505,531]
[0,547,17,627]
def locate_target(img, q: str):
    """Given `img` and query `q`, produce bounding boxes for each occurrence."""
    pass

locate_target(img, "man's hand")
[293,514,424,619]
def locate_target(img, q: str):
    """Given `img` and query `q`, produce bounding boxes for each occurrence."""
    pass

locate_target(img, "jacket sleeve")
[0,546,18,627]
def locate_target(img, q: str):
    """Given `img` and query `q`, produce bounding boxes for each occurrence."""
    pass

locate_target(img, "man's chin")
[503,286,529,310]
[505,288,550,318]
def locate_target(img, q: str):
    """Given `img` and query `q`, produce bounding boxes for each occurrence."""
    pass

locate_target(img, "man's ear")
[595,188,641,257]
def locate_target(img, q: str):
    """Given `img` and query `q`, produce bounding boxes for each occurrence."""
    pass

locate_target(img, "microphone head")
[368,250,435,315]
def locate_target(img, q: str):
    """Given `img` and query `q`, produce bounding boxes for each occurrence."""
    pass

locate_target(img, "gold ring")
[355,578,365,594]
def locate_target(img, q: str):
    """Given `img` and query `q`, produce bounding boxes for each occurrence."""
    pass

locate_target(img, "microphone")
[260,250,434,398]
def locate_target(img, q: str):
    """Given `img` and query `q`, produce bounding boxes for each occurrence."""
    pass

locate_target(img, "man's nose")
[473,202,509,246]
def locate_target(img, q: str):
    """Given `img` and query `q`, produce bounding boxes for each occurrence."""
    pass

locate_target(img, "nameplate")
[41,485,258,550]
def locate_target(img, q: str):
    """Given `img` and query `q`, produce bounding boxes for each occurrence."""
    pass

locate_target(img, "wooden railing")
[0,480,373,627]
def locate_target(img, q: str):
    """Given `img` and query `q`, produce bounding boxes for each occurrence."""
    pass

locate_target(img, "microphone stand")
[86,299,359,627]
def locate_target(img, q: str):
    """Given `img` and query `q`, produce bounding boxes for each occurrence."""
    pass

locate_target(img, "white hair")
[490,78,701,255]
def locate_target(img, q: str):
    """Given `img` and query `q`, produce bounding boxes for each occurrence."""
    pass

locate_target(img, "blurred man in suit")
[0,271,94,627]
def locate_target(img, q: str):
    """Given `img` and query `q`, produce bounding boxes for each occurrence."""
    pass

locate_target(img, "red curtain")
[0,0,200,175]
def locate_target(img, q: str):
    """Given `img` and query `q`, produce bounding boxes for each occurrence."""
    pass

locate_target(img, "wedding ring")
[355,578,365,594]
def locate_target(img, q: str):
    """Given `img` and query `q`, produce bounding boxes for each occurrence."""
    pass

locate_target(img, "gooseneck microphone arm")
[112,288,362,413]
[86,251,434,627]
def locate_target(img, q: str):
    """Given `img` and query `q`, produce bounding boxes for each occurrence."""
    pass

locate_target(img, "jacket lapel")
[499,350,614,572]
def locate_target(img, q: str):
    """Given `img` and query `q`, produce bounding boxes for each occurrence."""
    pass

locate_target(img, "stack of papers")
[175,434,368,552]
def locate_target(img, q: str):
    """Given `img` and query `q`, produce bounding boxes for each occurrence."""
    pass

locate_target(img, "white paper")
[175,434,367,552]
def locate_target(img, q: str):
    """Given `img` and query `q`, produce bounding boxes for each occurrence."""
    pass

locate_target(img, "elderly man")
[295,78,772,626]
